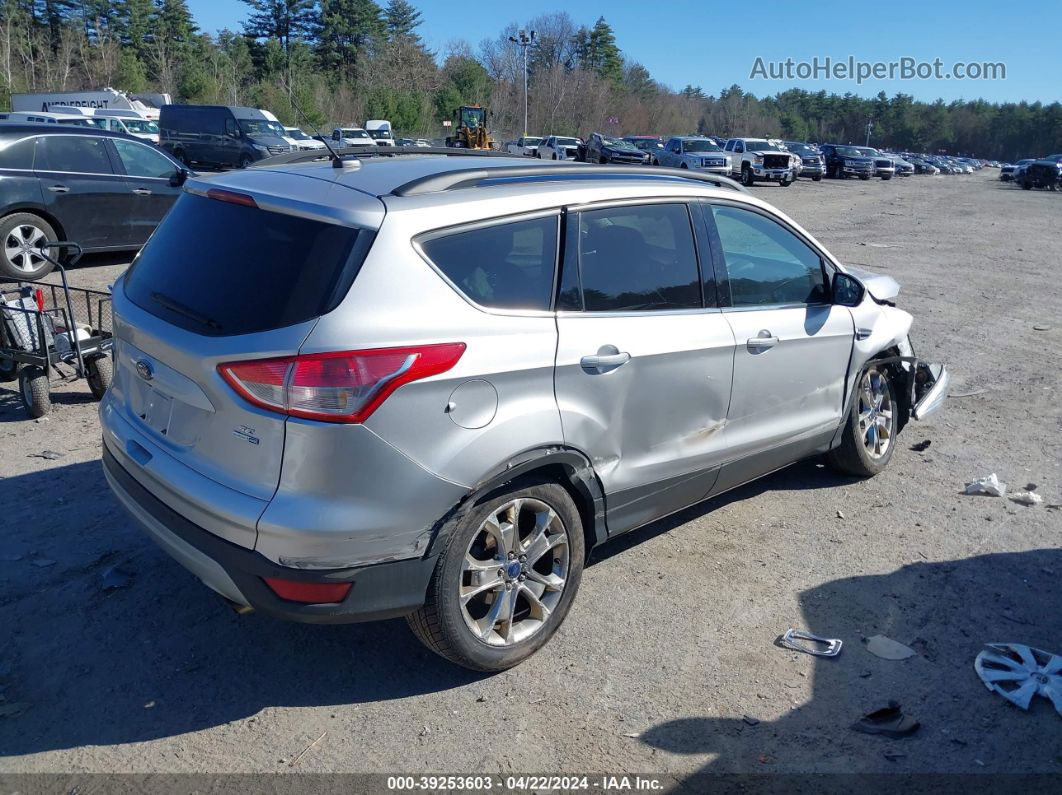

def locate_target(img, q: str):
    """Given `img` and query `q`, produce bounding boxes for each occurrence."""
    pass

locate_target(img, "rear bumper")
[103,444,437,623]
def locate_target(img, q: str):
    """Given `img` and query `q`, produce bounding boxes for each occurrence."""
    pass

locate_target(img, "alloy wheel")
[858,368,894,459]
[4,224,47,273]
[459,497,570,647]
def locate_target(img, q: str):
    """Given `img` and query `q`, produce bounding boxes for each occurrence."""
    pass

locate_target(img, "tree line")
[1,3,1059,160]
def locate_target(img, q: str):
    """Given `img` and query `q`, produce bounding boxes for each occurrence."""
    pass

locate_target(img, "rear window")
[124,193,369,336]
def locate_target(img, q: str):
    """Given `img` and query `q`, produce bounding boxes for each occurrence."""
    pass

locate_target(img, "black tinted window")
[124,194,367,336]
[0,137,36,169]
[37,135,114,173]
[710,205,828,306]
[112,139,177,178]
[421,215,559,311]
[575,203,701,312]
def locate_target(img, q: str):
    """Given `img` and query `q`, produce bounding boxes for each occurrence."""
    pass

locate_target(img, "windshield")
[602,136,638,149]
[459,108,486,128]
[368,130,393,140]
[340,129,370,139]
[744,140,781,151]
[834,146,863,157]
[123,118,159,134]
[556,137,580,146]
[857,148,881,157]
[57,118,97,127]
[683,140,722,153]
[788,143,818,155]
[239,119,281,137]
[286,128,310,140]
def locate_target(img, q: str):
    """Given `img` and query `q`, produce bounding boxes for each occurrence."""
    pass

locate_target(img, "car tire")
[0,357,17,383]
[859,175,870,180]
[680,162,688,169]
[1021,180,1032,190]
[238,154,253,169]
[741,165,754,187]
[826,364,897,478]
[0,213,57,281]
[407,479,585,672]
[882,175,892,181]
[173,148,189,166]
[813,175,822,182]
[781,177,792,187]
[86,355,113,400]
[18,365,50,419]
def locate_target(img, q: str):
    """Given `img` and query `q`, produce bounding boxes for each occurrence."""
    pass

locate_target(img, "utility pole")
[865,118,873,147]
[508,30,536,136]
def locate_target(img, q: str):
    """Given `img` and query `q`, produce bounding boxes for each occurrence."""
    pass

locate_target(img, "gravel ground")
[1,171,1060,787]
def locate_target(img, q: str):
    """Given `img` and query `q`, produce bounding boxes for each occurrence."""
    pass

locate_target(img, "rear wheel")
[238,154,253,169]
[826,364,897,477]
[0,357,17,382]
[407,480,585,672]
[86,355,113,400]
[18,365,50,419]
[0,213,56,281]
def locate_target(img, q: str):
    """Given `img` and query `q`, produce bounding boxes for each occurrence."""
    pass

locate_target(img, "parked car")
[622,136,665,163]
[888,154,915,176]
[536,136,581,160]
[584,133,649,165]
[100,152,948,671]
[505,136,542,157]
[0,110,98,127]
[783,141,825,181]
[655,136,731,174]
[0,125,188,280]
[1019,154,1062,190]
[820,144,875,180]
[282,127,326,151]
[855,148,895,180]
[1002,159,1031,182]
[906,156,938,175]
[723,137,796,186]
[331,127,377,149]
[159,105,292,168]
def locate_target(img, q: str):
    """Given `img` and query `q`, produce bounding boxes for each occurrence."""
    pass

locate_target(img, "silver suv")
[100,153,948,671]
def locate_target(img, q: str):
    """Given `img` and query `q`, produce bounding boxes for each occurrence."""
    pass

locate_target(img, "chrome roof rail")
[252,146,514,167]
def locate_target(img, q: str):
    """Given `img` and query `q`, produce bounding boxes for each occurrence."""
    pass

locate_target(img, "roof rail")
[390,163,749,197]
[252,146,514,168]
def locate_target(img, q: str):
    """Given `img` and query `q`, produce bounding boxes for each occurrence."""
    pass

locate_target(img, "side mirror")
[169,168,189,188]
[832,272,864,307]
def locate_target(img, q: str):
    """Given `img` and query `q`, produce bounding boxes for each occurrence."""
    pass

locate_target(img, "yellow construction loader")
[445,105,494,150]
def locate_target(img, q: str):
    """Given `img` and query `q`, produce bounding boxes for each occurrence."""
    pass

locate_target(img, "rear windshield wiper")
[150,292,223,331]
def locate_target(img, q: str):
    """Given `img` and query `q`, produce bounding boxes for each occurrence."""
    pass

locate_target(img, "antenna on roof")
[281,81,345,169]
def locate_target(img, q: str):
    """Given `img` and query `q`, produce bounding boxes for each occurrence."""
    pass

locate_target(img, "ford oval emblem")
[135,359,154,381]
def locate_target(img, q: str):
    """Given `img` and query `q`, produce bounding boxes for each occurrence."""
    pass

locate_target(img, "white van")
[0,110,98,127]
[365,119,394,147]
[92,108,161,144]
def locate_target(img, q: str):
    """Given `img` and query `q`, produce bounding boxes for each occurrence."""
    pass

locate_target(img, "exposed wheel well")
[0,208,66,242]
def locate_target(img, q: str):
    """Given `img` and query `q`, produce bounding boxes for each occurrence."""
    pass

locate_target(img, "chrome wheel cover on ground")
[460,497,570,647]
[4,224,47,273]
[858,367,894,459]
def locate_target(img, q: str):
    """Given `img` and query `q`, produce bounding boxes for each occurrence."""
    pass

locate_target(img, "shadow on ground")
[638,547,1062,786]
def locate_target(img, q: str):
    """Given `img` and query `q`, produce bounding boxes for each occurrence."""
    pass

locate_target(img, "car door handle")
[132,188,153,196]
[580,352,631,370]
[47,184,69,193]
[746,332,780,351]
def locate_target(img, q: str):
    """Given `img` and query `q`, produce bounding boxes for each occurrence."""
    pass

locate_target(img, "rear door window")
[562,203,702,312]
[419,215,559,311]
[124,193,370,336]
[112,138,177,178]
[36,135,114,173]
[0,137,36,169]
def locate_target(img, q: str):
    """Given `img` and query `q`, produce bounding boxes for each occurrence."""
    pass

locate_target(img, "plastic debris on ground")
[1009,490,1043,506]
[779,628,843,657]
[974,643,1062,717]
[850,701,920,738]
[864,635,918,660]
[101,566,134,591]
[964,473,1006,497]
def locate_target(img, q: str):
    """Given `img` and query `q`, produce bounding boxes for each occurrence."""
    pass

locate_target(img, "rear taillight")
[218,343,466,423]
[263,578,352,604]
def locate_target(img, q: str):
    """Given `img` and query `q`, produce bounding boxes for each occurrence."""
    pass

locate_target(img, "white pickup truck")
[723,137,796,187]
[505,136,542,157]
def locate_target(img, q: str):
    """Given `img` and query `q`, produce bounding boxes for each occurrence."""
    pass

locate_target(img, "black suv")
[584,133,650,165]
[1020,154,1062,190]
[0,125,188,280]
[819,144,875,180]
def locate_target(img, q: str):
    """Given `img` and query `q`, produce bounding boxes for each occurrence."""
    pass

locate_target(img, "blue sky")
[186,0,1059,104]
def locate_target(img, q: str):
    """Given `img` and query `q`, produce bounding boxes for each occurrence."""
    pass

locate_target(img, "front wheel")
[826,365,897,477]
[813,175,822,182]
[19,365,51,419]
[0,212,57,281]
[407,480,585,671]
[741,165,754,187]
[859,175,870,180]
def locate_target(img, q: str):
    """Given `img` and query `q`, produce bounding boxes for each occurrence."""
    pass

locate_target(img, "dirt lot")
[1,171,1060,787]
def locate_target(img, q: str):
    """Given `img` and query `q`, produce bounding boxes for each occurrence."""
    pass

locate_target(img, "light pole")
[865,118,874,147]
[508,30,536,137]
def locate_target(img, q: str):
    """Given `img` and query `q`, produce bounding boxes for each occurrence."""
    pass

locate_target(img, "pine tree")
[573,16,621,85]
[240,0,314,54]
[314,0,383,79]
[383,0,421,43]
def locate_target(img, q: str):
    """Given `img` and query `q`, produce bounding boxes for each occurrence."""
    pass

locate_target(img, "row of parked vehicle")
[501,133,998,188]
[999,154,1062,190]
